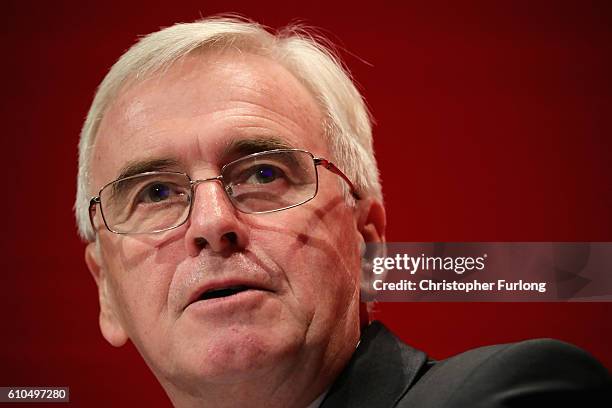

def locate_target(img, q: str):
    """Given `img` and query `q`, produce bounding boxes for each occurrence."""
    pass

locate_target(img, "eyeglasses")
[89,149,360,235]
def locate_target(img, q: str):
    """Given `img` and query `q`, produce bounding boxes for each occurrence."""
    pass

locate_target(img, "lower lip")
[184,289,270,316]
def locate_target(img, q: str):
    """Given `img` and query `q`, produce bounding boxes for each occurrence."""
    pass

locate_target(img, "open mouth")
[198,285,251,301]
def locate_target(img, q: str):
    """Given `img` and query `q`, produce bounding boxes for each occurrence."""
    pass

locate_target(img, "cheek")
[101,233,183,336]
[250,203,361,315]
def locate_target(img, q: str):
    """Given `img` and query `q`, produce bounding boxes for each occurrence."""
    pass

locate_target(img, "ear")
[85,242,128,347]
[355,197,387,318]
[356,196,386,245]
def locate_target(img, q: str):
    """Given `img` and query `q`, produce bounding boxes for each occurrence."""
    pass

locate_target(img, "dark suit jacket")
[320,321,611,407]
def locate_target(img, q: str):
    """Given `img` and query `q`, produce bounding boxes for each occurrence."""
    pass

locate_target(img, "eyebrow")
[113,136,293,181]
[221,137,295,159]
[116,158,181,181]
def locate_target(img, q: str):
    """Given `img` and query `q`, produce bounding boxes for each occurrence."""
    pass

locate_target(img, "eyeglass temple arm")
[88,196,101,230]
[314,158,361,200]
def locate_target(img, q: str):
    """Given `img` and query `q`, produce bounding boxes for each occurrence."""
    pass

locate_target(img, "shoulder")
[399,338,612,407]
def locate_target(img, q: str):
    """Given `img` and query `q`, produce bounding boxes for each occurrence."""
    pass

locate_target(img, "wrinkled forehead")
[89,49,326,193]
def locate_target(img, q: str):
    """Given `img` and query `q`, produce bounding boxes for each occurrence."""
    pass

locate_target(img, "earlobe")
[85,243,129,347]
[356,198,387,311]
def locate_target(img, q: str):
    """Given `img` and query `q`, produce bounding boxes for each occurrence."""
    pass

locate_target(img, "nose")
[184,179,248,257]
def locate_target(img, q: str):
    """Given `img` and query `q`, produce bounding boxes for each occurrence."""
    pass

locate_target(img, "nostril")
[224,232,238,245]
[191,232,240,254]
[194,237,208,249]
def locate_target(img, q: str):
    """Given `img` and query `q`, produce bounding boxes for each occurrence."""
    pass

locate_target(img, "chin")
[167,322,303,384]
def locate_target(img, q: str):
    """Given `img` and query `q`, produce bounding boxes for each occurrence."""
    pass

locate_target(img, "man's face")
[86,50,370,392]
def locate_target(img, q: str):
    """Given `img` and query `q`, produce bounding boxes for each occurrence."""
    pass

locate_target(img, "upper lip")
[183,278,273,310]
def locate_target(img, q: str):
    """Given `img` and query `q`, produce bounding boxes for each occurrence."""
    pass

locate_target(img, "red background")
[2,1,611,406]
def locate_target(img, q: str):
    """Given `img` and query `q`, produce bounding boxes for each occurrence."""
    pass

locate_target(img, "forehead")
[90,49,326,191]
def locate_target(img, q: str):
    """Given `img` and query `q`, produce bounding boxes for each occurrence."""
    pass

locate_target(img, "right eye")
[144,183,170,202]
[136,182,183,204]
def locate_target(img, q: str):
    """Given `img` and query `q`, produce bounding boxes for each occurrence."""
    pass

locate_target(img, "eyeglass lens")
[99,150,318,234]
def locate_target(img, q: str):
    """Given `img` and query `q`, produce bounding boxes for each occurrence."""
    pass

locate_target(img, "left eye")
[245,165,282,184]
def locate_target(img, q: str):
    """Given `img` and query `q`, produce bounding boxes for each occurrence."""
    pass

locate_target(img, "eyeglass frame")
[88,148,361,235]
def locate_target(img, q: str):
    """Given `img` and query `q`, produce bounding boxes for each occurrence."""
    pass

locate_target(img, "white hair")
[75,15,382,241]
